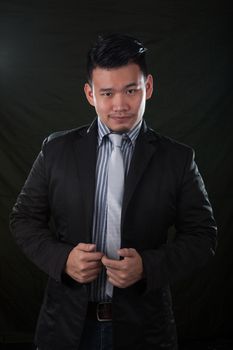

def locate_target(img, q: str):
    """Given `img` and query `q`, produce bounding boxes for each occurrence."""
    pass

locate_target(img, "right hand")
[65,243,104,283]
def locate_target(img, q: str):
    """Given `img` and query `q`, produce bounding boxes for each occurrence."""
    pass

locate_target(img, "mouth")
[109,115,132,120]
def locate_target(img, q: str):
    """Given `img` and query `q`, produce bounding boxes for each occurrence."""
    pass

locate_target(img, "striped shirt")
[89,117,142,302]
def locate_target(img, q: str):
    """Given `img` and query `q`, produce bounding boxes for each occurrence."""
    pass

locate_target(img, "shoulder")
[46,124,89,143]
[146,125,194,157]
[41,124,90,151]
[38,124,93,160]
[144,126,198,180]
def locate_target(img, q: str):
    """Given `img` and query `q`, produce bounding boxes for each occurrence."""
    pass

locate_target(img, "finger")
[106,268,137,289]
[75,244,103,262]
[106,271,127,288]
[106,270,119,284]
[76,266,102,281]
[82,251,104,262]
[80,260,103,270]
[84,266,102,277]
[117,248,136,258]
[76,243,96,252]
[102,255,123,269]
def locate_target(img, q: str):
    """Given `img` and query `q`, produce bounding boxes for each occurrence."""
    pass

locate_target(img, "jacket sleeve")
[9,140,74,282]
[141,148,217,292]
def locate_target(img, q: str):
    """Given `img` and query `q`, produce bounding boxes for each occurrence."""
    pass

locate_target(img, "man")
[10,33,217,350]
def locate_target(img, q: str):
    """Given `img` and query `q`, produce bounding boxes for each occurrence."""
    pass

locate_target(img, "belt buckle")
[96,302,112,322]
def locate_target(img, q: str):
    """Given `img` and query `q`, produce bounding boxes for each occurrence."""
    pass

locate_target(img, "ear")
[145,74,153,100]
[84,83,95,106]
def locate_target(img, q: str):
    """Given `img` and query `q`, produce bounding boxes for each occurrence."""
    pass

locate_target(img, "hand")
[101,248,143,289]
[65,243,104,283]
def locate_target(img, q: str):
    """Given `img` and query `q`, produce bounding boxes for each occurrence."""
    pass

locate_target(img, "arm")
[141,148,217,291]
[9,141,74,282]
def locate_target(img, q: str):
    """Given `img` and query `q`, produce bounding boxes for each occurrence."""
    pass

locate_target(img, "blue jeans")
[36,319,113,350]
[78,318,113,350]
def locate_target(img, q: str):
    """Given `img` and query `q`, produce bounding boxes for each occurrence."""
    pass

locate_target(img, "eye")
[101,92,112,97]
[126,89,136,95]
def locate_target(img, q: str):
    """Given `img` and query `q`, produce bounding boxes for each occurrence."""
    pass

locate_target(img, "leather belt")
[87,302,112,322]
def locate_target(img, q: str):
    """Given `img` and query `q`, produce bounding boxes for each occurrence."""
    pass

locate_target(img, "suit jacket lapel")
[72,119,158,240]
[72,119,98,239]
[121,122,159,225]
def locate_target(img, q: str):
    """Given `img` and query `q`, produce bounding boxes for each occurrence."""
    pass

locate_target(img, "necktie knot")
[108,133,123,148]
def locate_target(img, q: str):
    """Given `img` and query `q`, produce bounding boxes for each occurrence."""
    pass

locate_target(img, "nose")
[112,93,129,112]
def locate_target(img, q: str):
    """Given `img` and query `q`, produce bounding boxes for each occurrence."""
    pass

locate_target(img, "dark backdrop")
[0,0,232,345]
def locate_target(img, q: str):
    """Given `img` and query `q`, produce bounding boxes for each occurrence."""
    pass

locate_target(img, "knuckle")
[79,263,86,272]
[77,243,84,250]
[120,272,127,281]
[122,262,128,270]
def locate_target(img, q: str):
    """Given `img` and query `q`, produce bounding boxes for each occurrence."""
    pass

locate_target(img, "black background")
[0,0,232,346]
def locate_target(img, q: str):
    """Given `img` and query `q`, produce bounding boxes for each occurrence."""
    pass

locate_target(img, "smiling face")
[84,63,153,132]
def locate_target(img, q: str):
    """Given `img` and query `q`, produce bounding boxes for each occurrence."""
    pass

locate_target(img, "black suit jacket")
[10,119,217,350]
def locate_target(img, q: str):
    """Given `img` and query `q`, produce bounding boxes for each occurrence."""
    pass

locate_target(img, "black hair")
[87,33,148,84]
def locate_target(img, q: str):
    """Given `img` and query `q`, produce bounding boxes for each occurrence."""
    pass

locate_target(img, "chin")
[108,120,134,133]
[110,125,130,133]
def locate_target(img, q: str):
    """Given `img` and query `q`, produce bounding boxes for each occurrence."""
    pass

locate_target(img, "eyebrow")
[99,82,139,92]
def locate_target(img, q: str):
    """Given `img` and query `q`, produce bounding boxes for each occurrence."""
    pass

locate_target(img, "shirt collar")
[97,117,142,146]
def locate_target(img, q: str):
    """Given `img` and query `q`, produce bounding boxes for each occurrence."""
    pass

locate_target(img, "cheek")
[95,99,110,114]
[134,96,145,112]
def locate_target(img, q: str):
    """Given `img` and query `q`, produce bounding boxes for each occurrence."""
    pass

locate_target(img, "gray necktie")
[106,133,124,297]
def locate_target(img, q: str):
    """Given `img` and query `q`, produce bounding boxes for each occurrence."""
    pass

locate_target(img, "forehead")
[91,63,145,88]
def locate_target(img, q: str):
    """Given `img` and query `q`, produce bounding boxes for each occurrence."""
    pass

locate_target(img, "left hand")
[101,248,144,288]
